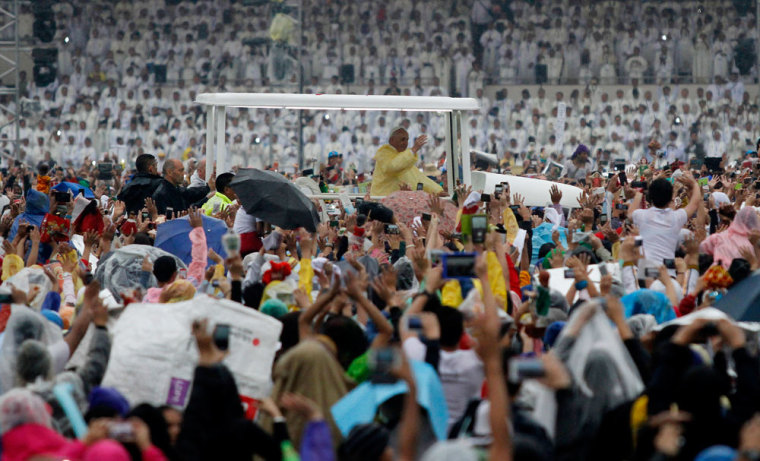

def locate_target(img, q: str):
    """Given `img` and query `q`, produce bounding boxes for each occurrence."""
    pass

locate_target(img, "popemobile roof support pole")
[459,110,472,187]
[205,105,216,183]
[215,106,227,176]
[444,111,455,196]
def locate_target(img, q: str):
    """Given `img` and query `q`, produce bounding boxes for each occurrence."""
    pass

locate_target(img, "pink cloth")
[144,227,206,303]
[144,286,163,303]
[188,226,207,287]
[1,424,76,461]
[700,207,760,268]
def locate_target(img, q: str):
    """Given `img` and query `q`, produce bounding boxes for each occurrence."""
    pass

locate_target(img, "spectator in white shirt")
[631,175,700,265]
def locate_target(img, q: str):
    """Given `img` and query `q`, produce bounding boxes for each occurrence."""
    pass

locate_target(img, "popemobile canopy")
[195,93,479,112]
[195,93,479,196]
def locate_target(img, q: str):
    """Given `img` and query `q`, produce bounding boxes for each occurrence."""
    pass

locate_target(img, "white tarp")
[101,295,282,418]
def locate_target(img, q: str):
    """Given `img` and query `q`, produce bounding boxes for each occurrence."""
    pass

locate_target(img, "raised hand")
[550,184,562,204]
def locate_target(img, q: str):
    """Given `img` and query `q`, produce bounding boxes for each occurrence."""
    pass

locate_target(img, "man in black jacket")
[117,154,164,214]
[153,158,211,215]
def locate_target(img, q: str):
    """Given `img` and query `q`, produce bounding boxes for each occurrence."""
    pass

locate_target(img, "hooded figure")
[19,322,111,439]
[0,307,69,395]
[8,188,48,240]
[621,289,676,324]
[700,206,760,268]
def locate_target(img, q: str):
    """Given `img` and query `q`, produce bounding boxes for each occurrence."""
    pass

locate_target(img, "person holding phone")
[629,174,701,266]
[371,128,442,196]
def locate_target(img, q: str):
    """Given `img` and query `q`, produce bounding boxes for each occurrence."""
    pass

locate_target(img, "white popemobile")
[195,93,582,208]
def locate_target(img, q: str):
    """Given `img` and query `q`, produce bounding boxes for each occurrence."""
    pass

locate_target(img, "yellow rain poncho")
[371,144,442,196]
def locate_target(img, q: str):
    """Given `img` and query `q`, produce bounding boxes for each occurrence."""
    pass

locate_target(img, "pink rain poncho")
[700,207,760,268]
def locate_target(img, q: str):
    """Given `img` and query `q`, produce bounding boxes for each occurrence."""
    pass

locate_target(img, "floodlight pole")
[0,0,22,160]
[297,0,304,171]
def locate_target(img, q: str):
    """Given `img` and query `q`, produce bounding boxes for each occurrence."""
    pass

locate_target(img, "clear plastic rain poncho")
[0,306,68,395]
[528,301,644,439]
[0,267,56,311]
[94,244,186,303]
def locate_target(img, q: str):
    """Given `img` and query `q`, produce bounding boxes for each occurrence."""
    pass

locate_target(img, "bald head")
[163,159,185,186]
[197,159,206,179]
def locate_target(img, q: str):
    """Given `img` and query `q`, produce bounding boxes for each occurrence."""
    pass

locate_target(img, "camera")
[213,324,231,351]
[407,315,422,332]
[368,347,399,384]
[384,224,400,234]
[470,214,487,244]
[54,191,70,203]
[442,252,477,279]
[508,357,546,382]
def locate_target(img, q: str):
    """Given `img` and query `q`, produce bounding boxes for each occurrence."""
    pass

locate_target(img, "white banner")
[101,295,282,419]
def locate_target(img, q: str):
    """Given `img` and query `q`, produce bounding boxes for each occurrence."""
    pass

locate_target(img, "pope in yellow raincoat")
[371,128,443,196]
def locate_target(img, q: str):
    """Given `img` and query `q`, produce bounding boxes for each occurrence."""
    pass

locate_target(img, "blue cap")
[695,446,737,461]
[41,310,63,329]
[328,151,340,158]
[89,387,130,417]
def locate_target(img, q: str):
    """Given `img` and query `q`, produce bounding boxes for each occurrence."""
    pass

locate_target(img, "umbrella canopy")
[714,271,760,321]
[155,215,229,266]
[230,168,320,232]
[52,182,95,199]
[94,245,186,303]
[380,190,458,233]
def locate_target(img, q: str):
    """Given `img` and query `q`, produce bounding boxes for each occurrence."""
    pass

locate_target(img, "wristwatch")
[740,450,760,461]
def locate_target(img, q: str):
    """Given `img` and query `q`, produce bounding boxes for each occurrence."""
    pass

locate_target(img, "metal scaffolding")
[0,0,20,159]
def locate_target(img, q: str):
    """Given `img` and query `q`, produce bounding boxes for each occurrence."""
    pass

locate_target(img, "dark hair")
[278,312,301,356]
[37,163,50,176]
[133,232,153,246]
[435,305,464,348]
[128,404,177,460]
[135,154,156,173]
[321,315,369,369]
[215,172,235,194]
[338,423,390,461]
[242,282,264,308]
[538,242,556,260]
[647,178,673,208]
[153,256,177,283]
[728,258,751,284]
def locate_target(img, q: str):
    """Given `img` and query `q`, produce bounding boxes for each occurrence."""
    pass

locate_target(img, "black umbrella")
[230,168,320,232]
[714,270,760,321]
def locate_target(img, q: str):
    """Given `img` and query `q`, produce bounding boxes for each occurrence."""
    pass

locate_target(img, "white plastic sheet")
[0,267,56,310]
[529,302,644,440]
[94,245,186,303]
[101,295,282,418]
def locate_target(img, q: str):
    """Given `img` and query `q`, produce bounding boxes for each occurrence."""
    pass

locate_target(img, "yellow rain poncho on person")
[1,254,24,281]
[440,251,508,310]
[371,128,442,196]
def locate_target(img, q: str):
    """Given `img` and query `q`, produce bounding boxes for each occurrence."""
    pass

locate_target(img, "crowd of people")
[0,136,759,460]
[1,1,760,458]
[1,0,755,177]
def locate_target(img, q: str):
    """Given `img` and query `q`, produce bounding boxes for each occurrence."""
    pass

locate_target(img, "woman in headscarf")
[700,206,760,268]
